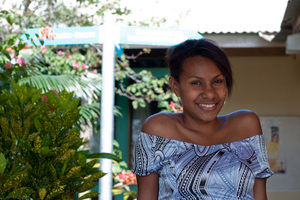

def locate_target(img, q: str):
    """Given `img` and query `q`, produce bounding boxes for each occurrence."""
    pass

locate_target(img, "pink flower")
[115,170,137,185]
[57,51,65,56]
[82,63,89,70]
[13,52,17,59]
[16,55,28,67]
[169,101,183,112]
[169,101,178,112]
[93,69,97,73]
[72,61,79,69]
[23,44,31,50]
[17,58,27,67]
[4,62,12,70]
[65,53,72,59]
[41,45,47,54]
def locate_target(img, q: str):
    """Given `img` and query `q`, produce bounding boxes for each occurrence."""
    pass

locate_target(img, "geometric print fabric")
[133,132,273,200]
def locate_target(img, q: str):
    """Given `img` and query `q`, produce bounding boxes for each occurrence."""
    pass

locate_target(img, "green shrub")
[0,81,117,200]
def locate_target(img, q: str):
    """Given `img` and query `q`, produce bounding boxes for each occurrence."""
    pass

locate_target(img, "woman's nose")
[201,85,216,99]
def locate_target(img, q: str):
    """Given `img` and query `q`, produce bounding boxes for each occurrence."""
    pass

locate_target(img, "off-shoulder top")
[132,132,273,200]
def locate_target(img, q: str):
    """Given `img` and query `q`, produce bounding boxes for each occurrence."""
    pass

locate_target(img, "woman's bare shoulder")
[226,109,263,138]
[141,112,179,137]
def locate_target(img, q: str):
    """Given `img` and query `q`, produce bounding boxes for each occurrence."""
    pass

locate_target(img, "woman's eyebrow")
[188,73,224,79]
[214,73,224,78]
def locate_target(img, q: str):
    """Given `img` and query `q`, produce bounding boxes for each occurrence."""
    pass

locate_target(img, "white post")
[99,11,116,200]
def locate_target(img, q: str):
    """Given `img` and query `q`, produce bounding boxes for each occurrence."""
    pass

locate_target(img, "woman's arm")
[253,178,267,200]
[136,172,159,200]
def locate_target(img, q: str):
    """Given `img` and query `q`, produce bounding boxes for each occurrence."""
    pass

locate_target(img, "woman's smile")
[197,103,217,110]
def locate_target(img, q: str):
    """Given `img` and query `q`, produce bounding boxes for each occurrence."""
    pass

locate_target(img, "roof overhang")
[272,0,300,54]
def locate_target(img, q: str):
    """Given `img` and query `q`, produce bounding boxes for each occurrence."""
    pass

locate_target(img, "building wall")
[220,55,300,116]
[220,55,300,200]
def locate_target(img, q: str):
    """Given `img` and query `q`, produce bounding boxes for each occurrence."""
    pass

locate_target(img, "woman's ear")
[169,76,180,97]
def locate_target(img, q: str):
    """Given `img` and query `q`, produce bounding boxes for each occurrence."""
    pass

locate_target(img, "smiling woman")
[132,38,274,200]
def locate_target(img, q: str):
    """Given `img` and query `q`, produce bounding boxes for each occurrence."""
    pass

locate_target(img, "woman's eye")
[191,81,202,85]
[213,79,224,85]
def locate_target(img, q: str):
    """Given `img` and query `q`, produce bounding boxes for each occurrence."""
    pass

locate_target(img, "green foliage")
[0,81,119,199]
[0,10,14,26]
[115,53,180,111]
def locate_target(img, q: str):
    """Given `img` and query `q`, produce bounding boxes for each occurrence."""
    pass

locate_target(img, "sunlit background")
[2,0,288,32]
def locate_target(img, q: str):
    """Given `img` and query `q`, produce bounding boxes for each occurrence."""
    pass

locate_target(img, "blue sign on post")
[119,26,203,46]
[22,26,203,46]
[21,26,103,46]
[22,26,203,57]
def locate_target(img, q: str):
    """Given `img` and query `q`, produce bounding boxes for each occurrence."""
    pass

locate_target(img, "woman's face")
[170,56,227,123]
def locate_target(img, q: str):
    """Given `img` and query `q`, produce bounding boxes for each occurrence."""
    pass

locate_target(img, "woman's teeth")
[198,104,216,108]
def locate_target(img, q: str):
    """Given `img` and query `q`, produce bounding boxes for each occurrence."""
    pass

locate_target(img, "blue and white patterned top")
[132,132,273,200]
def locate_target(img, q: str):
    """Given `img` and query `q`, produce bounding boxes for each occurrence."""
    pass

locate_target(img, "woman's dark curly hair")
[165,39,233,96]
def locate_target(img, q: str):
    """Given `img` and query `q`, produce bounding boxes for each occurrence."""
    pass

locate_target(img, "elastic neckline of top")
[140,131,262,147]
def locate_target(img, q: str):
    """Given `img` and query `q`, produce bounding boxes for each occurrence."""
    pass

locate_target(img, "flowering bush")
[32,46,99,76]
[0,45,31,92]
[0,21,48,93]
[111,141,137,199]
[113,170,137,199]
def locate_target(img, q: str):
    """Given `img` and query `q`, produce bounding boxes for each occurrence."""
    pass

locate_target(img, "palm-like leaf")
[18,73,101,100]
[78,102,101,125]
[18,69,102,126]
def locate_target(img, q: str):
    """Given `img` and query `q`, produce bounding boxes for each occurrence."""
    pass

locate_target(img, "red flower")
[65,53,72,59]
[41,90,59,113]
[82,63,89,70]
[41,96,48,102]
[4,62,12,70]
